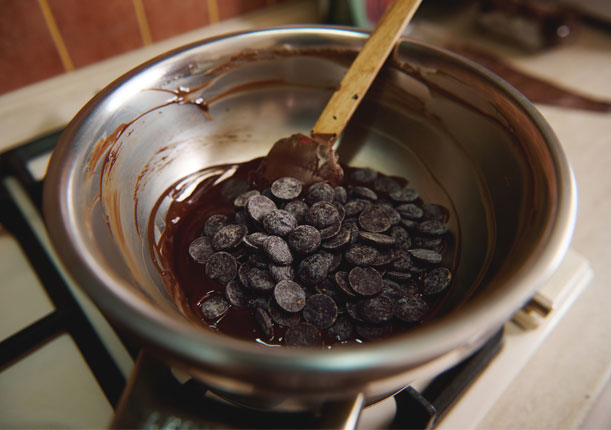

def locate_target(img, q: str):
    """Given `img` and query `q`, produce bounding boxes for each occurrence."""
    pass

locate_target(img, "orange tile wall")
[0,0,283,95]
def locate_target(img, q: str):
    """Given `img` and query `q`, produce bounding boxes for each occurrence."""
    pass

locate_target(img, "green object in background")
[348,0,392,28]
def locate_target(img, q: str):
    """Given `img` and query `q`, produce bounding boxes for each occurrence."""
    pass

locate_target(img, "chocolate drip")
[449,44,611,112]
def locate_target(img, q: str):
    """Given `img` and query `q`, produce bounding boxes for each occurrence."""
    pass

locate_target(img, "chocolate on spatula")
[255,133,343,187]
[255,0,422,187]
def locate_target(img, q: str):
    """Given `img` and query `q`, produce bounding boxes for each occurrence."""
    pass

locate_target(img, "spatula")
[255,0,422,187]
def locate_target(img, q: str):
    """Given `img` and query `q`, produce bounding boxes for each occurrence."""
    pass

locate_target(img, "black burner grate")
[0,131,132,408]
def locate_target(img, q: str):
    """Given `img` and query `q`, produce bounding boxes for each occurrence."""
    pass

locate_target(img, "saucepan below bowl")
[43,26,575,413]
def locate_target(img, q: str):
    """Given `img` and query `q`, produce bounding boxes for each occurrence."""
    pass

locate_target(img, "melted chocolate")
[448,44,611,112]
[254,133,344,188]
[152,159,457,347]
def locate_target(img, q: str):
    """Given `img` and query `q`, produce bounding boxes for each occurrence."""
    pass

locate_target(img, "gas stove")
[0,130,592,428]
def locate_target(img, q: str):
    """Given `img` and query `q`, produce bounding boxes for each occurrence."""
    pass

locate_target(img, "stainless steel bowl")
[43,26,575,410]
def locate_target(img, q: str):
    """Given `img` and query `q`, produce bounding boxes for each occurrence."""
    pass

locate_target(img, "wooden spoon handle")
[311,0,421,143]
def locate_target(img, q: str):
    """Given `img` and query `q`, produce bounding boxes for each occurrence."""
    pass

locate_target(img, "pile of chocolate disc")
[188,168,453,347]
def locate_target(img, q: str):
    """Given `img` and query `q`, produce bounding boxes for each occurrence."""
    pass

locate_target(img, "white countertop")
[1,2,610,428]
[409,12,611,428]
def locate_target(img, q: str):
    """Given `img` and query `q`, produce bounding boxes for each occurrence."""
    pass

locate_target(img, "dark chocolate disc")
[416,220,448,236]
[359,205,392,233]
[302,294,338,329]
[246,267,275,293]
[271,177,303,200]
[248,253,268,269]
[205,252,237,285]
[372,248,396,266]
[334,186,348,204]
[348,266,383,296]
[320,250,342,272]
[262,209,297,237]
[284,323,322,347]
[408,248,442,265]
[390,226,411,249]
[413,235,443,252]
[246,194,277,223]
[390,249,412,272]
[322,226,351,250]
[335,270,356,296]
[358,295,393,324]
[351,168,377,183]
[297,253,330,285]
[422,267,452,295]
[199,294,229,321]
[331,201,346,222]
[282,200,309,224]
[393,296,429,323]
[345,244,379,266]
[263,236,293,265]
[389,188,419,203]
[234,190,260,208]
[381,205,401,225]
[344,199,372,217]
[422,203,447,221]
[351,186,378,201]
[225,279,250,309]
[385,271,413,282]
[188,236,214,263]
[325,315,355,342]
[396,203,424,220]
[318,221,342,240]
[238,263,251,288]
[254,307,274,340]
[212,224,248,251]
[379,278,408,300]
[305,201,340,229]
[306,182,335,204]
[249,295,269,312]
[373,177,401,195]
[242,232,269,250]
[400,218,418,230]
[268,263,295,283]
[314,277,344,304]
[203,214,229,237]
[268,299,302,327]
[274,280,306,313]
[358,231,395,247]
[287,225,321,254]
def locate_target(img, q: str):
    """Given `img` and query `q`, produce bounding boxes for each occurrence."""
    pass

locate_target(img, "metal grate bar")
[0,173,126,407]
[0,311,63,369]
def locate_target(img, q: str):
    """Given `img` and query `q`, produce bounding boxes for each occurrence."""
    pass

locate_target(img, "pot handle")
[318,392,365,430]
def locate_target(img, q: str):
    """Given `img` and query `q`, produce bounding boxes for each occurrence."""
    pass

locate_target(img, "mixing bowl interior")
[82,47,536,320]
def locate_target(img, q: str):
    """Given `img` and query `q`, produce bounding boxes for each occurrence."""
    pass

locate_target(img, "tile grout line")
[37,0,74,72]
[132,0,153,46]
[207,0,220,23]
